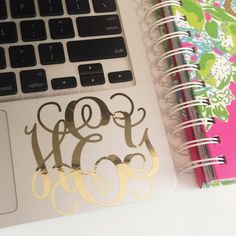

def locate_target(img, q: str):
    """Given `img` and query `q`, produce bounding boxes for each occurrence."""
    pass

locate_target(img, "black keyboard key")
[39,43,65,65]
[108,70,133,83]
[9,45,36,68]
[66,0,90,14]
[77,15,121,37]
[0,0,7,19]
[52,76,77,90]
[20,69,47,93]
[79,63,103,75]
[10,0,36,18]
[21,20,47,42]
[38,0,63,16]
[79,63,105,86]
[49,18,75,39]
[67,37,127,62]
[0,22,18,44]
[0,72,17,96]
[0,48,6,69]
[92,0,116,13]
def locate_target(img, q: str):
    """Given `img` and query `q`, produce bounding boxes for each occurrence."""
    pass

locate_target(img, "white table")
[1,171,236,236]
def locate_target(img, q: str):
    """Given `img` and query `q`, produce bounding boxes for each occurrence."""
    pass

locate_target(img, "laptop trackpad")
[0,111,17,215]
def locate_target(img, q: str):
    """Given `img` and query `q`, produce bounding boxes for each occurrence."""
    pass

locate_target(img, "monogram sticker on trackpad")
[0,111,17,215]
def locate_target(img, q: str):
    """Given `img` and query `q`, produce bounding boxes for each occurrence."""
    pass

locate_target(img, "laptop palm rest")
[0,111,17,215]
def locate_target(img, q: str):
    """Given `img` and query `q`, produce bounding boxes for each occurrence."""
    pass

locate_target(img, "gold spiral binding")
[143,0,225,173]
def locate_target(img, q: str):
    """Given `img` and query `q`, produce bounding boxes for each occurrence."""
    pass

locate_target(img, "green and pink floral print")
[172,0,236,131]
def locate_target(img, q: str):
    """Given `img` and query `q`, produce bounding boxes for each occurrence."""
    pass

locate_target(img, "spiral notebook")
[144,0,236,187]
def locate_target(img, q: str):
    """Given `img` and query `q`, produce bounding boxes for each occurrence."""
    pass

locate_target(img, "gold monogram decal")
[25,93,159,215]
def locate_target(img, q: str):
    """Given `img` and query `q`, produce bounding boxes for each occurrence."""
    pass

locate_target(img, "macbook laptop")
[0,0,176,228]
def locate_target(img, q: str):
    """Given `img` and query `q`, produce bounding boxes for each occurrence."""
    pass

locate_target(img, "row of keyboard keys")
[7,43,65,67]
[0,68,133,96]
[0,14,121,43]
[1,20,47,44]
[0,70,47,96]
[1,0,117,19]
[1,37,127,68]
[10,0,63,18]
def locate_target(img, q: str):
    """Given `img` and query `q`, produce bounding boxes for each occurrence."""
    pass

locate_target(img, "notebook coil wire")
[142,0,224,173]
[180,156,226,175]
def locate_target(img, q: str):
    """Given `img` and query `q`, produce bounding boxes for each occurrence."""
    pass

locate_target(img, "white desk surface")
[1,171,236,236]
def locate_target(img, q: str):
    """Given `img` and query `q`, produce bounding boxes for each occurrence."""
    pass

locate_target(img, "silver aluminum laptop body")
[0,0,176,228]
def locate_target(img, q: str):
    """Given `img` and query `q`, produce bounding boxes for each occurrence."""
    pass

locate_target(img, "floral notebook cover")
[170,0,236,185]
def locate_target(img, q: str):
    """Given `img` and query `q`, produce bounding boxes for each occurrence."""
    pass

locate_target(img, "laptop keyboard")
[0,0,134,101]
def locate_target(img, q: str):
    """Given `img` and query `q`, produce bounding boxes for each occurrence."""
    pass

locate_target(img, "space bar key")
[67,37,127,62]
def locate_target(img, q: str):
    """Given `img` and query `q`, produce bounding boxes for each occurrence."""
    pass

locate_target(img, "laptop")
[0,0,176,228]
